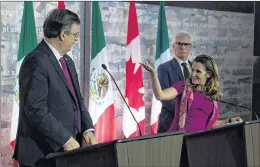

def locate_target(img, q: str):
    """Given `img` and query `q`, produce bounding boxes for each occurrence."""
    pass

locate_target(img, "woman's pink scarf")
[168,82,219,132]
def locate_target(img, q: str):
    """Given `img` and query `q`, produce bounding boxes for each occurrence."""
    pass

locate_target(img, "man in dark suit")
[157,32,192,133]
[13,9,98,167]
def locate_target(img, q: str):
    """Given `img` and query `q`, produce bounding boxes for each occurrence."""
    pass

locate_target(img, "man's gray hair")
[174,31,192,43]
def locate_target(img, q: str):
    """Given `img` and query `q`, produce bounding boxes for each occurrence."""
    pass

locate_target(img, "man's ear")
[59,30,65,41]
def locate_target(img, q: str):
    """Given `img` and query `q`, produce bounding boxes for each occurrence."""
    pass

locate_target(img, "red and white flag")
[10,2,37,166]
[88,2,116,142]
[150,2,171,134]
[123,2,146,138]
[58,1,65,9]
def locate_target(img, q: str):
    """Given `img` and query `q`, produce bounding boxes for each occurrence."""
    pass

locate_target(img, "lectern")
[47,131,184,167]
[244,120,260,167]
[185,122,247,167]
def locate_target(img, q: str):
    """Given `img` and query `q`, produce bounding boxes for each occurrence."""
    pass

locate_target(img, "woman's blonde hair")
[189,54,222,100]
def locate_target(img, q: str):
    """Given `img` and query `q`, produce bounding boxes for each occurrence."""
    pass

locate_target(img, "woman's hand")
[140,62,156,76]
[212,116,243,128]
[141,62,178,101]
[230,117,243,123]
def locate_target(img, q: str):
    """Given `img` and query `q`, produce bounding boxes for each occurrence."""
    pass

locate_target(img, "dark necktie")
[181,62,190,80]
[59,57,81,133]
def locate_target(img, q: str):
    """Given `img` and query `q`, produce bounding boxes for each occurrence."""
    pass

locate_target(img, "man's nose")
[180,45,186,49]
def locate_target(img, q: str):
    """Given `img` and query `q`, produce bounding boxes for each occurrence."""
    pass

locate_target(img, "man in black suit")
[13,9,98,167]
[157,32,192,133]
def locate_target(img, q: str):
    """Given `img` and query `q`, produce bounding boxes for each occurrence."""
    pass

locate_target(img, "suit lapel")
[171,58,184,80]
[41,40,75,97]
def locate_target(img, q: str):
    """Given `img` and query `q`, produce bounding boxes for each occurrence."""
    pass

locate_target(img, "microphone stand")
[102,64,144,136]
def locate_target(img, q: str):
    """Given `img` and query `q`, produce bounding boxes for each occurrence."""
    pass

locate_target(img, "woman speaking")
[142,54,242,133]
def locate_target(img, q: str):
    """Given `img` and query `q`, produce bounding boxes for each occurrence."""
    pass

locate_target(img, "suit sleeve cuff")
[83,129,95,135]
[63,136,72,147]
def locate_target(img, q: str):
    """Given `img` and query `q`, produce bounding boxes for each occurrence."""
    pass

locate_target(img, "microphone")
[101,64,144,136]
[219,100,259,120]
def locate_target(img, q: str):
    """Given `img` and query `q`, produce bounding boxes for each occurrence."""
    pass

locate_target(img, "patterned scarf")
[168,82,219,132]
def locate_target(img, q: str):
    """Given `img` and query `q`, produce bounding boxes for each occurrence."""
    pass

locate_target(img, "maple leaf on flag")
[125,56,144,111]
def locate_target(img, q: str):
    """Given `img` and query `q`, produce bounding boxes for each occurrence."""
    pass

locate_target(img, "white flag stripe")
[89,47,114,124]
[125,36,142,74]
[155,49,171,69]
[10,58,24,143]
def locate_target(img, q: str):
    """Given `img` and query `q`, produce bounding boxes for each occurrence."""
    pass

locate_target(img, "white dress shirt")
[174,56,191,78]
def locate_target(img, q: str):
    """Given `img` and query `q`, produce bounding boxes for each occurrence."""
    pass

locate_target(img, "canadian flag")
[58,1,65,9]
[122,1,146,138]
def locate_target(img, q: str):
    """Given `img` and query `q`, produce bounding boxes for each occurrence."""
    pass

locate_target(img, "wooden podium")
[185,122,247,167]
[47,120,260,167]
[47,131,184,167]
[244,120,260,167]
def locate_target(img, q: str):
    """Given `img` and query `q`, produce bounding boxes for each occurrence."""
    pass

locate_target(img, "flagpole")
[80,1,92,109]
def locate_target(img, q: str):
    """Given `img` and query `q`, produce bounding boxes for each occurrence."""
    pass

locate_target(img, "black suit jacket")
[157,58,191,133]
[13,40,94,166]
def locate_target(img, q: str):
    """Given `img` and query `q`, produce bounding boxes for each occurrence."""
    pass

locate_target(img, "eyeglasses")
[65,31,79,39]
[175,42,192,48]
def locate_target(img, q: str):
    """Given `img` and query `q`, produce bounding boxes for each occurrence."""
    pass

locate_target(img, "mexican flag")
[88,1,116,142]
[10,1,37,166]
[150,2,171,134]
[123,1,146,138]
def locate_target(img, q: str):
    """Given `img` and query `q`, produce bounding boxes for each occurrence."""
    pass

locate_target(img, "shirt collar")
[174,56,190,66]
[44,39,62,62]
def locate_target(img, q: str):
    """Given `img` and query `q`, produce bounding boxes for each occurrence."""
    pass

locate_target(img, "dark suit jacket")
[157,58,191,133]
[13,40,94,166]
